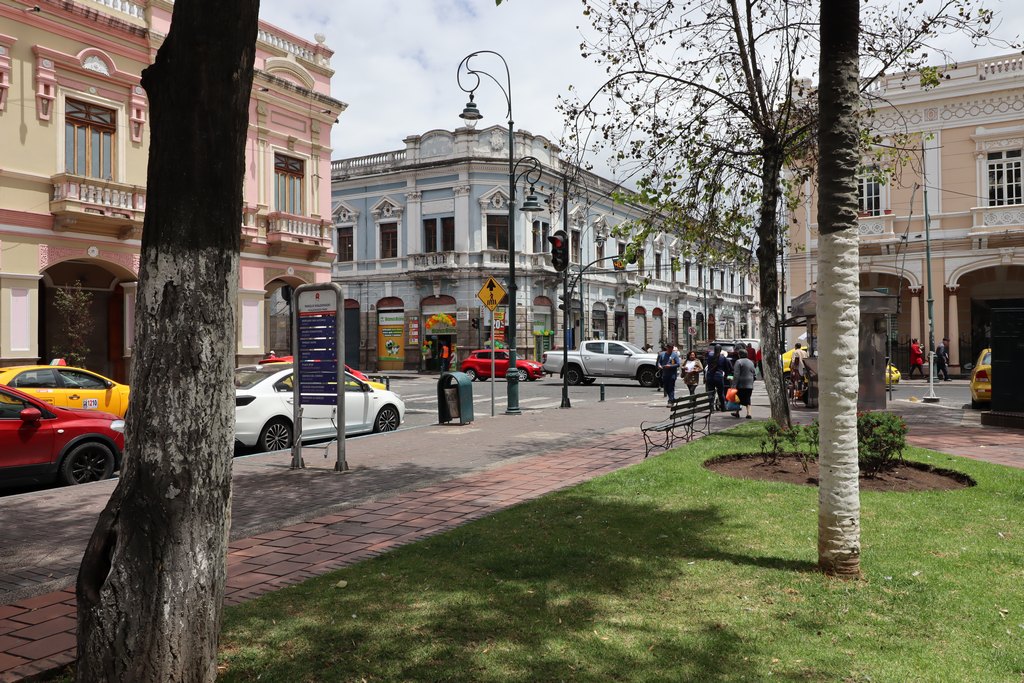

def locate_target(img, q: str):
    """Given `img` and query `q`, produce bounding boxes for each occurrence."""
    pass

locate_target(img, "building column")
[1,274,41,365]
[946,285,960,369]
[908,287,921,342]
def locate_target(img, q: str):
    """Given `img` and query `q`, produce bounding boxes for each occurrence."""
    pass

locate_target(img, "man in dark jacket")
[935,337,951,381]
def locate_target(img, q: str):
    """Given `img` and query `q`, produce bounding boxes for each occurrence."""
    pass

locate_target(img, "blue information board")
[291,282,346,471]
[298,310,337,406]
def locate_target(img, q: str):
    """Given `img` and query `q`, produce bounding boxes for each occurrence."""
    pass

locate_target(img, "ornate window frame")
[973,125,1024,208]
[478,187,510,252]
[370,197,404,260]
[332,201,359,262]
[0,34,16,113]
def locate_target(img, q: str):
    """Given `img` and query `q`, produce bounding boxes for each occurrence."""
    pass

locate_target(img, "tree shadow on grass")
[219,495,822,682]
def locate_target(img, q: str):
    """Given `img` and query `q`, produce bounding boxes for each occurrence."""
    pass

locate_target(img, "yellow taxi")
[0,365,130,418]
[969,348,992,408]
[886,363,901,385]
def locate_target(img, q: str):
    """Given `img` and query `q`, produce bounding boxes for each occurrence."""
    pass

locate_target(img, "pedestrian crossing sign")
[477,277,506,312]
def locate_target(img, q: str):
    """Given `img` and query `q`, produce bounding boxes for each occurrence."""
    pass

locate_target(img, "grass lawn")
[218,423,1024,682]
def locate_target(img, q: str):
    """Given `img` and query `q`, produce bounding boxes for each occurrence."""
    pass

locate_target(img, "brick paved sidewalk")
[0,432,645,683]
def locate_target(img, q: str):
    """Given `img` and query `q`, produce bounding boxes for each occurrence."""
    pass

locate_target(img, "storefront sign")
[377,311,405,362]
[424,311,457,335]
[408,317,420,345]
[492,309,506,344]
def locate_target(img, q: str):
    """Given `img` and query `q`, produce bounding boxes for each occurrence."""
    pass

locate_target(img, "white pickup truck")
[541,340,661,387]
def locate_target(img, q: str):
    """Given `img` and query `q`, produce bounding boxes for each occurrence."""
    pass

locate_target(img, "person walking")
[683,350,704,395]
[710,349,732,411]
[746,343,758,378]
[935,337,951,381]
[704,345,719,398]
[661,343,682,404]
[731,348,756,419]
[909,338,924,379]
[655,344,669,394]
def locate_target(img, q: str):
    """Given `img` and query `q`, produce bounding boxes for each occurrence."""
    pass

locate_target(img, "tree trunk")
[756,152,791,427]
[75,1,260,680]
[815,0,862,578]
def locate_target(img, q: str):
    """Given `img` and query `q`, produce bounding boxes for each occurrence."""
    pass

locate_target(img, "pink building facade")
[0,0,342,380]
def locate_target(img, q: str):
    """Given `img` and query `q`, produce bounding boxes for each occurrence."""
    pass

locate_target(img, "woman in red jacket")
[909,338,924,379]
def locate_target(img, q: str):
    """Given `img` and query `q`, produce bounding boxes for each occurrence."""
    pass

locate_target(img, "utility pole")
[922,139,939,403]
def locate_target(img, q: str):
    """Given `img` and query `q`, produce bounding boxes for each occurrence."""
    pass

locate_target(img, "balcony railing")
[331,150,407,178]
[266,211,330,261]
[971,204,1024,233]
[50,173,145,238]
[89,0,145,19]
[412,251,459,269]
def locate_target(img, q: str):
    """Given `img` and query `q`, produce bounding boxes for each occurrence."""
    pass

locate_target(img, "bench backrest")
[668,391,715,420]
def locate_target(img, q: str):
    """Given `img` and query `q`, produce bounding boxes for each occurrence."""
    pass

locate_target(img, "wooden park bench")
[640,390,717,458]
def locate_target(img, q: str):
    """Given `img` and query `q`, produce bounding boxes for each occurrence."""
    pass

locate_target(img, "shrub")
[856,411,908,477]
[760,420,800,466]
[796,419,819,474]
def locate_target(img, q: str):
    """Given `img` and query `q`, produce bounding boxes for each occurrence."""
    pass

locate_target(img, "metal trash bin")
[437,372,474,424]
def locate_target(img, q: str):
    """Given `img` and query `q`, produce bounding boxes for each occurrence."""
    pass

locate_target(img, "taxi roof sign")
[477,277,506,312]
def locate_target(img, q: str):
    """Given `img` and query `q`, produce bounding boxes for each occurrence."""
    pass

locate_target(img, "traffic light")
[548,229,569,272]
[471,317,480,329]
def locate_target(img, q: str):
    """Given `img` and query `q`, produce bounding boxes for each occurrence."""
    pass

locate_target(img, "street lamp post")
[457,51,543,415]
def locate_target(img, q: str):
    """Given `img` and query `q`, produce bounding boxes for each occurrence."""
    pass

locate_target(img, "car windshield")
[234,364,290,389]
[982,351,991,366]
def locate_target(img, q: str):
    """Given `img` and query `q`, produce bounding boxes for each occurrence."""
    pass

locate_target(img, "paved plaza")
[1,384,1021,682]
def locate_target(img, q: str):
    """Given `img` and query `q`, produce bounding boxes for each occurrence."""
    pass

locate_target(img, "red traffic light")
[548,229,569,272]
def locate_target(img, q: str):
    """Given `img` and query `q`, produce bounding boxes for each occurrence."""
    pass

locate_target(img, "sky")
[257,0,1024,171]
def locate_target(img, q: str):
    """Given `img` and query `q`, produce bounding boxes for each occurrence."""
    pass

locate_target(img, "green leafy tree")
[51,280,93,368]
[560,0,1007,427]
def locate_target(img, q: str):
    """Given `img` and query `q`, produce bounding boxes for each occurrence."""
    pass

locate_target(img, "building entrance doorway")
[40,259,135,382]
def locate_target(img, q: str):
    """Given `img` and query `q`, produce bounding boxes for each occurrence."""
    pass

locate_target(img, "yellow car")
[0,365,130,417]
[886,363,901,385]
[969,348,992,408]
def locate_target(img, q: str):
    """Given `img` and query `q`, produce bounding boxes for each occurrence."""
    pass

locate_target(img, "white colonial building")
[329,126,759,371]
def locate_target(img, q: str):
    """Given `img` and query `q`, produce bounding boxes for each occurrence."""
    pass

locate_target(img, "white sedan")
[234,364,405,451]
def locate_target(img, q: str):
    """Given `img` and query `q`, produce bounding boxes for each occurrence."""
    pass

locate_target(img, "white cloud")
[259,0,604,162]
[258,0,1024,167]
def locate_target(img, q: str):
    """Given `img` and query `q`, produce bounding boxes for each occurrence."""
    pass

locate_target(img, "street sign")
[687,326,697,336]
[477,277,506,312]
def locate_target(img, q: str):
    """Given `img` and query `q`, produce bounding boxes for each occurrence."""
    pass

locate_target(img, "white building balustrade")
[971,204,1024,233]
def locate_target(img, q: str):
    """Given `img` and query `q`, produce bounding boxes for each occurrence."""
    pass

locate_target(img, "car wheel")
[517,368,529,382]
[374,405,400,433]
[971,397,980,410]
[465,368,478,381]
[637,366,658,387]
[565,365,584,386]
[60,441,115,485]
[258,418,293,452]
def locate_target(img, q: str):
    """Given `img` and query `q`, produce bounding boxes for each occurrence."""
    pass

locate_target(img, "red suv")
[0,384,125,488]
[459,350,544,382]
